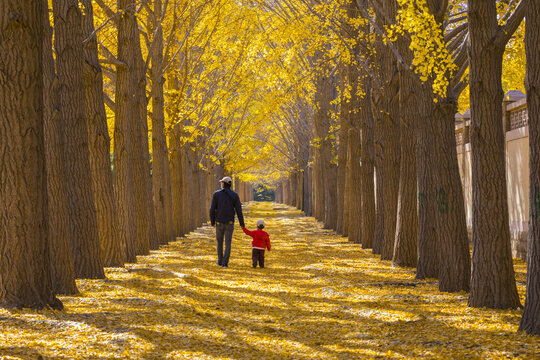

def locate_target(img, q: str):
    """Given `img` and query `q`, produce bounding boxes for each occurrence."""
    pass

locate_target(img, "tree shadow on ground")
[1,202,539,359]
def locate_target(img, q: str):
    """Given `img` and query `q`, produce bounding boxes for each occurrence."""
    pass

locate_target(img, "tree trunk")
[115,0,138,263]
[183,145,194,233]
[361,80,376,250]
[208,165,216,211]
[415,92,440,279]
[0,0,62,309]
[296,170,304,210]
[42,1,78,295]
[392,120,418,267]
[151,0,174,247]
[169,122,185,237]
[432,100,470,292]
[190,147,201,229]
[200,169,208,223]
[372,106,384,254]
[380,80,400,259]
[347,128,362,244]
[324,161,339,230]
[314,152,324,220]
[372,0,401,260]
[81,0,124,267]
[52,0,104,278]
[289,173,296,207]
[467,0,520,308]
[344,129,354,242]
[392,62,418,268]
[314,71,337,229]
[283,179,289,205]
[519,0,540,333]
[132,16,155,255]
[304,165,311,214]
[337,112,349,235]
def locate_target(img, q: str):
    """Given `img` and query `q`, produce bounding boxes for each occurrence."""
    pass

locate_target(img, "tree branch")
[495,0,527,48]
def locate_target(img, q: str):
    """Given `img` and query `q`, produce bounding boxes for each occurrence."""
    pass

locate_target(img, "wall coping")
[507,98,527,112]
[506,125,529,142]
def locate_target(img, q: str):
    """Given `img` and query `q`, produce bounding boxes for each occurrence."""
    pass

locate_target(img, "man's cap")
[219,176,232,184]
[257,220,265,228]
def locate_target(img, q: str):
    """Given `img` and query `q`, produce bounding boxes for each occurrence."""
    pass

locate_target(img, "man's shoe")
[216,261,222,266]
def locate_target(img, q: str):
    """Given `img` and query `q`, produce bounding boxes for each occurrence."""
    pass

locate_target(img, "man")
[209,176,245,267]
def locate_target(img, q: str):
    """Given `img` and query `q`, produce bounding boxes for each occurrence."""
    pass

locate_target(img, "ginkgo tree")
[2,0,539,339]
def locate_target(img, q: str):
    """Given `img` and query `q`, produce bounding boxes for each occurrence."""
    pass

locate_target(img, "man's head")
[257,219,265,229]
[219,176,232,188]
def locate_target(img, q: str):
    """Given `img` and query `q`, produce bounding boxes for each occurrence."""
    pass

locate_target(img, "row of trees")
[1,0,539,338]
[272,0,540,335]
[0,0,262,309]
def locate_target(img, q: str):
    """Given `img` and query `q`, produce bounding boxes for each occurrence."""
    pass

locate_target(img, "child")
[242,220,271,268]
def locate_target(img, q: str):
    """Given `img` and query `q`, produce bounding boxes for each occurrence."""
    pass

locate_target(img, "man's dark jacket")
[209,187,245,227]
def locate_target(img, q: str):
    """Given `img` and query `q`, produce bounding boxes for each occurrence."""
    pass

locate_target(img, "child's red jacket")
[242,227,271,250]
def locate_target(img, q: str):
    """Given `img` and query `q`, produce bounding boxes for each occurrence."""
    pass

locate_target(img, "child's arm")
[242,227,255,236]
[266,235,271,251]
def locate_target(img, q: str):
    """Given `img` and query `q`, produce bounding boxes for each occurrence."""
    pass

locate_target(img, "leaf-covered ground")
[1,202,539,359]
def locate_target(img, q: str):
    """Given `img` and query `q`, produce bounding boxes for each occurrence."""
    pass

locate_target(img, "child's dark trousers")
[252,249,265,268]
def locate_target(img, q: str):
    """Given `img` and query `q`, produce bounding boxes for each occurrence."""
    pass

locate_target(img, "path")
[0,202,538,359]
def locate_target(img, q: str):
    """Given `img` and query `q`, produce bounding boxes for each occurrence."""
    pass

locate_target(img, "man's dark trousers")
[216,223,234,266]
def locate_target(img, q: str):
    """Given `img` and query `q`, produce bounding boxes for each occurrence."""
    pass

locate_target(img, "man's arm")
[234,194,245,227]
[209,194,217,226]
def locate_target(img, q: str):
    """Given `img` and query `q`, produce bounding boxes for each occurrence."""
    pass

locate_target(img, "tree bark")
[314,147,325,220]
[337,103,349,235]
[467,0,520,308]
[519,0,540,334]
[360,80,376,250]
[81,0,124,267]
[296,170,304,210]
[347,128,362,244]
[52,0,104,278]
[368,0,401,259]
[115,0,138,263]
[415,91,440,279]
[133,15,155,255]
[151,0,175,247]
[393,63,418,268]
[372,105,384,254]
[283,179,289,205]
[380,25,400,261]
[305,166,311,214]
[290,172,297,207]
[432,100,471,291]
[0,0,62,309]
[324,161,339,230]
[42,1,78,295]
[190,147,201,229]
[170,122,185,237]
[314,70,338,229]
[200,169,208,223]
[336,114,350,236]
[183,145,194,233]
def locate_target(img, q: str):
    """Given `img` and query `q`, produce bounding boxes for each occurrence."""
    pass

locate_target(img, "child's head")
[257,220,265,229]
